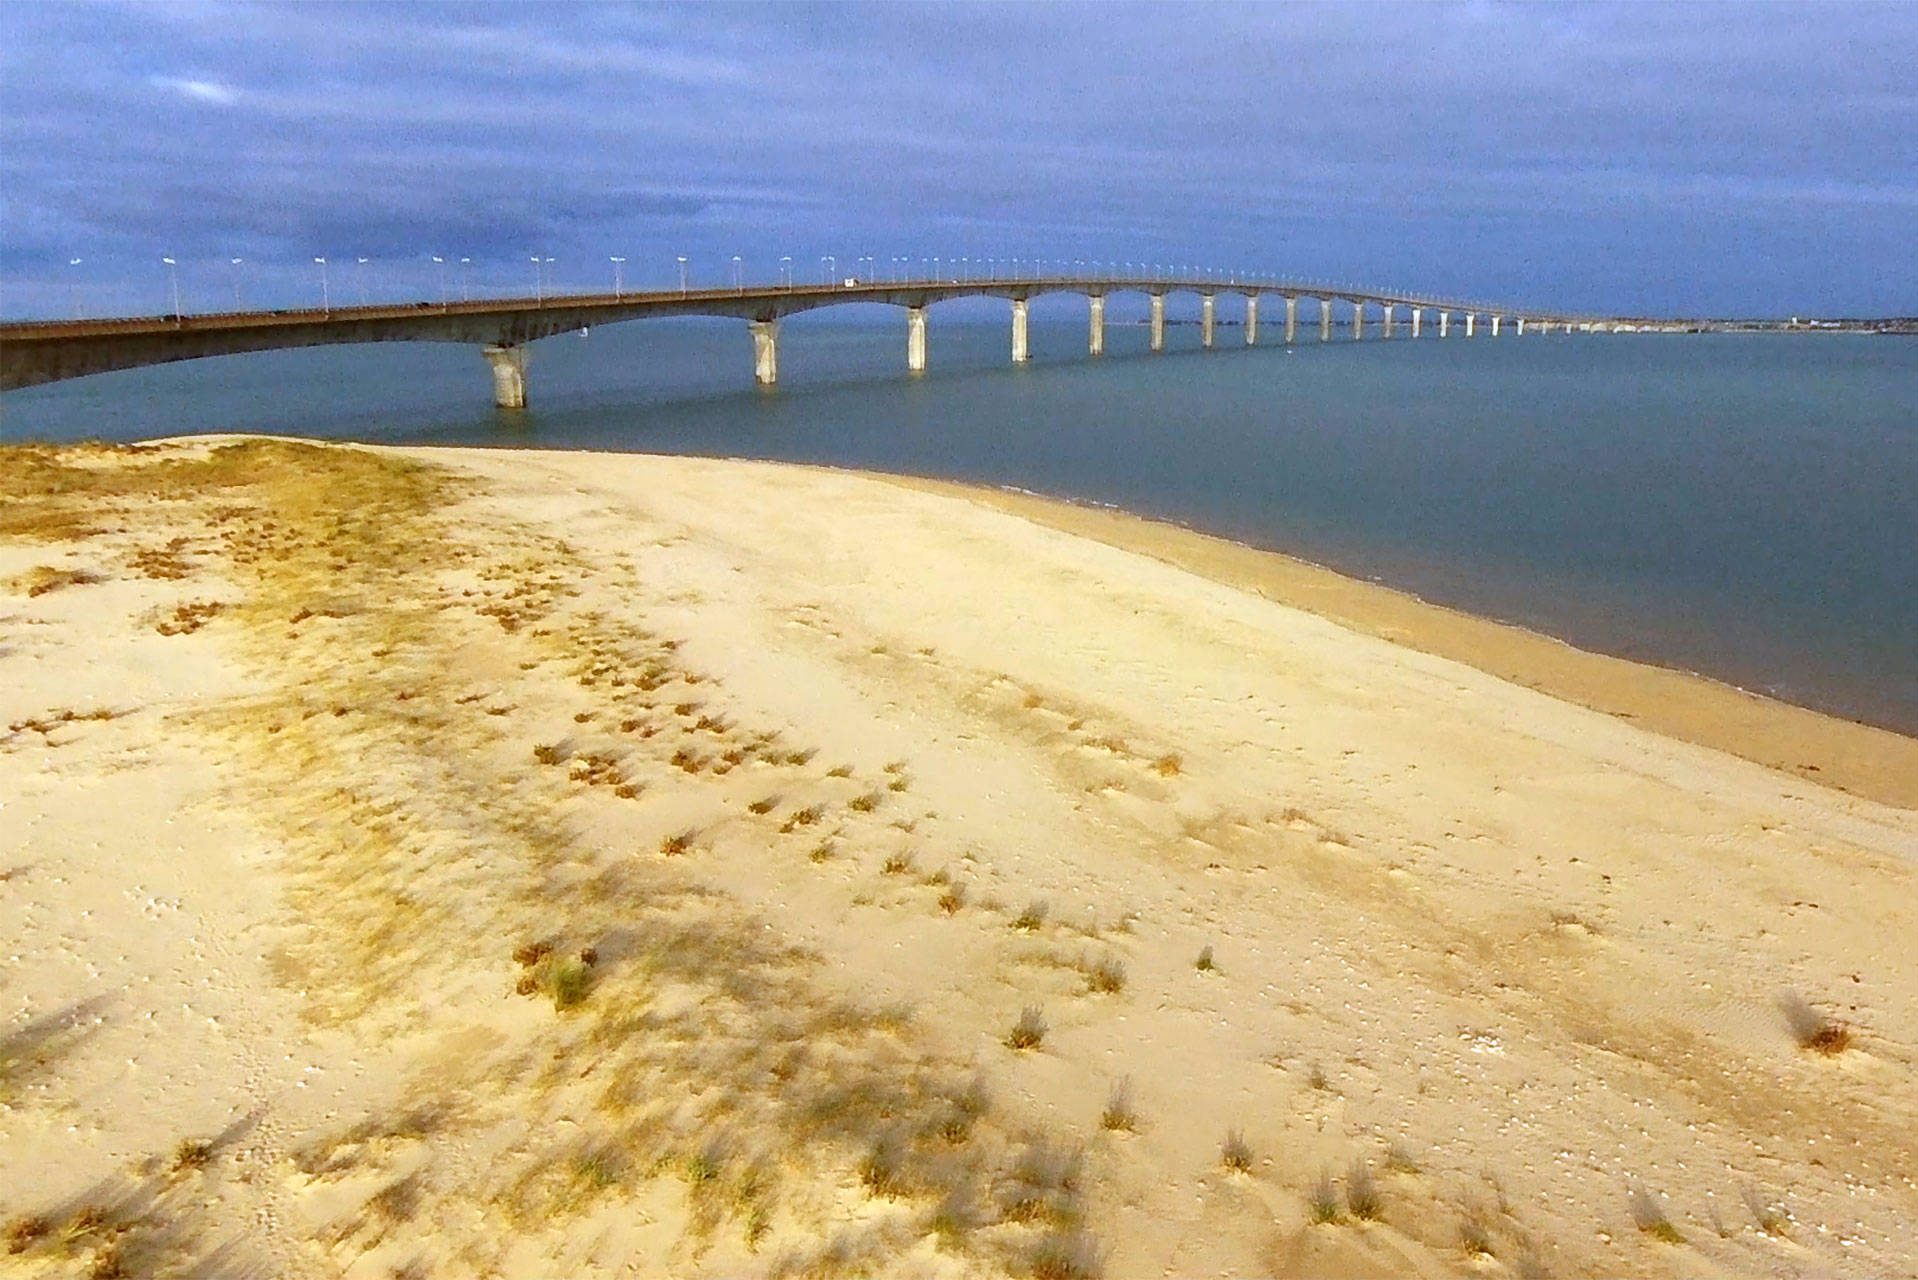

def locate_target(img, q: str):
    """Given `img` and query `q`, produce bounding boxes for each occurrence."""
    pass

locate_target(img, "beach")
[4,437,1915,1277]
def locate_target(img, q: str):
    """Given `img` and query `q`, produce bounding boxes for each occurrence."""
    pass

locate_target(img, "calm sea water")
[6,310,1916,737]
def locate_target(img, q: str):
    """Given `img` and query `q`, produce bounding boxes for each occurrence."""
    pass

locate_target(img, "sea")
[6,307,1915,737]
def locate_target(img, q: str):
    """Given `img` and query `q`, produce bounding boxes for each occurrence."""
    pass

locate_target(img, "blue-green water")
[6,314,1916,737]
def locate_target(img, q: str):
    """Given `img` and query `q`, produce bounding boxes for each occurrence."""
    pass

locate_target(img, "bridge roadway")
[0,274,1617,405]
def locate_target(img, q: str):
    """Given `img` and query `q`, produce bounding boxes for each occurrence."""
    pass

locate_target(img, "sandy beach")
[4,437,1915,1279]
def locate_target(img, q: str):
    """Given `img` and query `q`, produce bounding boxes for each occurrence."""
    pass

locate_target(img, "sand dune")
[3,438,1914,1278]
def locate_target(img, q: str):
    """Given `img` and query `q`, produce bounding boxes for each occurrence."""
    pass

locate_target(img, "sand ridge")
[3,439,1915,1278]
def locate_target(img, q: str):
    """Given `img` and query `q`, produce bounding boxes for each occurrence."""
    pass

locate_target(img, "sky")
[2,0,1914,320]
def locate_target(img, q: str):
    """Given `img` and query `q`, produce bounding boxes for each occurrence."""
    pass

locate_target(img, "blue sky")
[2,0,1914,319]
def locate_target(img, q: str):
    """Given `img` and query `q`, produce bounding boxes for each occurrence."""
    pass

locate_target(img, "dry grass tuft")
[1220,1129,1254,1173]
[780,805,824,832]
[1780,994,1853,1055]
[659,829,696,857]
[1459,1213,1495,1256]
[1741,1186,1792,1237]
[1310,1170,1342,1223]
[1194,944,1216,972]
[1012,900,1050,932]
[1028,1230,1101,1280]
[1630,1184,1684,1243]
[748,796,779,816]
[1346,1159,1381,1219]
[847,791,884,813]
[1150,753,1182,777]
[1005,1006,1048,1051]
[1084,956,1127,995]
[938,884,969,915]
[1099,1079,1137,1132]
[882,853,916,876]
[172,1138,214,1171]
[5,1215,51,1254]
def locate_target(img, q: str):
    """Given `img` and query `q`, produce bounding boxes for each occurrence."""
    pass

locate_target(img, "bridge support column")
[1284,295,1298,344]
[482,343,527,409]
[1411,307,1422,338]
[1516,317,1526,336]
[1438,311,1450,338]
[1088,294,1105,356]
[1319,299,1332,342]
[1011,298,1030,364]
[907,306,928,373]
[1244,295,1259,346]
[1350,299,1364,340]
[1465,313,1477,338]
[1149,294,1166,352]
[1201,293,1216,348]
[1491,315,1502,337]
[1382,304,1395,338]
[750,320,779,386]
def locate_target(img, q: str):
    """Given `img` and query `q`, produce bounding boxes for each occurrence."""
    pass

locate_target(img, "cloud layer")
[3,1,1913,317]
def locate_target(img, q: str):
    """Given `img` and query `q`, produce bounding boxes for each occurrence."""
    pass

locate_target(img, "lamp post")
[314,257,329,314]
[356,257,369,305]
[610,255,625,300]
[432,255,447,308]
[162,256,181,319]
[229,257,244,309]
[69,257,83,318]
[458,257,470,301]
[780,255,791,289]
[677,255,688,294]
[732,254,743,292]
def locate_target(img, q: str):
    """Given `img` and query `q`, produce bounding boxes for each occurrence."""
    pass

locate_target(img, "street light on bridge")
[229,258,244,310]
[161,256,181,320]
[677,255,688,295]
[459,258,471,301]
[356,257,370,305]
[610,256,625,300]
[314,257,330,314]
[432,255,447,309]
[733,255,743,293]
[780,256,792,289]
[69,257,83,319]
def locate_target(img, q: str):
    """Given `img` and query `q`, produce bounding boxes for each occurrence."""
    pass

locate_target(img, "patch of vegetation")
[1028,1229,1101,1280]
[1150,753,1182,777]
[1100,1079,1137,1132]
[1310,1170,1342,1223]
[848,791,884,813]
[1742,1186,1792,1237]
[1782,995,1853,1055]
[659,829,695,857]
[1220,1129,1253,1173]
[748,796,779,815]
[1630,1184,1683,1243]
[882,852,917,876]
[780,804,824,832]
[1006,1006,1048,1051]
[1194,944,1216,972]
[938,884,969,915]
[1085,956,1127,995]
[1346,1159,1381,1219]
[172,1138,214,1172]
[1012,900,1050,932]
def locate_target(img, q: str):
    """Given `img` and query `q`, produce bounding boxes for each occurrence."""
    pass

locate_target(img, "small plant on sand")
[881,852,916,875]
[748,795,779,815]
[512,940,554,967]
[1028,1230,1101,1280]
[1085,956,1127,995]
[1310,1170,1342,1223]
[6,1215,50,1254]
[808,840,835,863]
[1100,1078,1137,1132]
[1781,995,1853,1055]
[1741,1186,1792,1237]
[937,1077,990,1144]
[780,805,824,832]
[1458,1213,1495,1256]
[1308,1062,1330,1091]
[572,1148,623,1191]
[848,791,884,813]
[938,883,969,915]
[659,829,695,856]
[1195,944,1216,973]
[1220,1130,1254,1173]
[548,957,593,1009]
[532,743,564,765]
[826,763,854,778]
[859,1135,914,1200]
[1630,1184,1684,1243]
[1012,900,1050,932]
[1346,1159,1382,1219]
[172,1138,214,1171]
[1384,1142,1420,1174]
[1006,1006,1048,1051]
[1151,753,1182,777]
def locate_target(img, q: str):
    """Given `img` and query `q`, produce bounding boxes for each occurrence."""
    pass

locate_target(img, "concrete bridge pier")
[483,343,527,409]
[1382,304,1395,338]
[1088,294,1105,356]
[1491,315,1502,337]
[749,320,779,386]
[1438,311,1450,338]
[1465,313,1477,338]
[1011,298,1030,364]
[907,306,928,373]
[1350,299,1364,340]
[1201,293,1216,348]
[1284,295,1298,344]
[1150,294,1166,352]
[1517,317,1526,336]
[1244,295,1259,346]
[1319,299,1332,342]
[1411,307,1422,338]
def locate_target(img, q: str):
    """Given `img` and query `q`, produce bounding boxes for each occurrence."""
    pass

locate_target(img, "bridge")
[0,270,1631,406]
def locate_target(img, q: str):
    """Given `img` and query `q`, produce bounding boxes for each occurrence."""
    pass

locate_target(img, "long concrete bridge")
[1,271,1623,406]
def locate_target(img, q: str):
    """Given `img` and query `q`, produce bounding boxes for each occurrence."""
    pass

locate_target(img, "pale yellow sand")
[3,438,1914,1279]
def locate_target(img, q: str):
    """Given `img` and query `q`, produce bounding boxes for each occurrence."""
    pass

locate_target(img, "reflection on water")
[7,313,1916,736]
